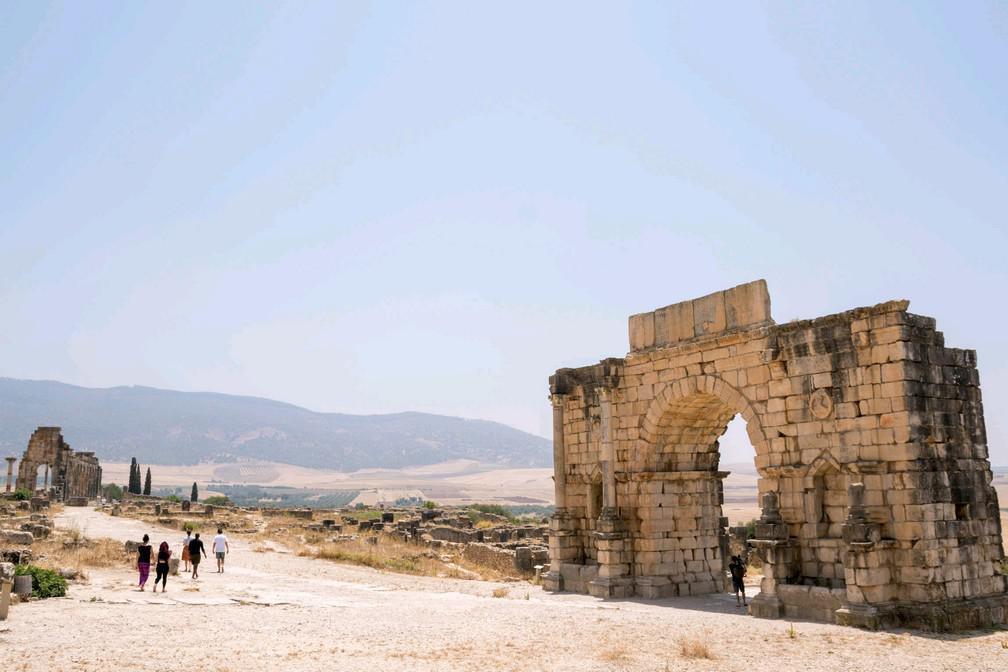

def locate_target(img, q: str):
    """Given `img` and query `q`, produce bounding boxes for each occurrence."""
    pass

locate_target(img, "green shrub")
[203,495,232,506]
[182,520,200,533]
[12,487,32,501]
[467,503,516,522]
[14,564,67,598]
[423,500,438,509]
[102,483,123,501]
[164,494,181,503]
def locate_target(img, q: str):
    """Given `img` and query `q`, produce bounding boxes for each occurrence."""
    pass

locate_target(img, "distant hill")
[0,378,551,471]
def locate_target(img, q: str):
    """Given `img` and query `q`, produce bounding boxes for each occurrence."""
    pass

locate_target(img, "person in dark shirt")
[188,532,207,579]
[136,534,152,591]
[153,541,171,593]
[728,555,747,607]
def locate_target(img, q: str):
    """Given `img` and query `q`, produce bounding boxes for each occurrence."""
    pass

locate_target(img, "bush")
[14,564,68,598]
[203,495,232,506]
[12,487,32,501]
[164,494,181,503]
[467,503,516,522]
[102,483,123,501]
[423,500,438,509]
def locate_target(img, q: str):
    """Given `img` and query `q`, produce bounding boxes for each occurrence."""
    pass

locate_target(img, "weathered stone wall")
[462,543,517,575]
[13,427,101,502]
[544,280,1007,630]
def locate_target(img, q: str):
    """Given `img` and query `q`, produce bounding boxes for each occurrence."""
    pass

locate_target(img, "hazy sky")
[1,2,1005,463]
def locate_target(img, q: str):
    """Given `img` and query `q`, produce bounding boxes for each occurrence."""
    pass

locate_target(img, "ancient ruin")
[544,280,1007,630]
[12,427,101,502]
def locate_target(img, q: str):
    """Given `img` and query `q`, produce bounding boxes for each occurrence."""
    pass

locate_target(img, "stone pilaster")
[597,388,616,510]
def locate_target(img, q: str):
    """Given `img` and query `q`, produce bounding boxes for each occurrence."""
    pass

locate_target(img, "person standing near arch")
[728,555,747,607]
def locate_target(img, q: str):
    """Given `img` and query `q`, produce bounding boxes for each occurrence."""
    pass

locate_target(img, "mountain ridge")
[0,378,551,471]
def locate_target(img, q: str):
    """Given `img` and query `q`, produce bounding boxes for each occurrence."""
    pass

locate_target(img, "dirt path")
[1,508,1005,671]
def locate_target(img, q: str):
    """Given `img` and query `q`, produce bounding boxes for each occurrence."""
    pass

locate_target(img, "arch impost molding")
[615,470,729,483]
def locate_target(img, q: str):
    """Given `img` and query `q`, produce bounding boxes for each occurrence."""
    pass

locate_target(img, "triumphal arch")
[544,280,1006,630]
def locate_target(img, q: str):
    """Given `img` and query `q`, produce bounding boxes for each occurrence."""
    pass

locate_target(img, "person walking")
[181,530,192,573]
[153,541,171,593]
[188,532,207,579]
[728,555,747,607]
[212,527,230,573]
[136,534,152,591]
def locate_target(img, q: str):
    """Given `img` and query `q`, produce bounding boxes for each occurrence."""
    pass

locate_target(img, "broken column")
[4,458,14,493]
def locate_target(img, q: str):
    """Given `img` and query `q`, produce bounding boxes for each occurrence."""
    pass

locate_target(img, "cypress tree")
[143,467,151,496]
[190,482,198,502]
[129,458,140,494]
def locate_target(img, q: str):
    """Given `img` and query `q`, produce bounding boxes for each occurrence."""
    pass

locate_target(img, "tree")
[102,483,123,501]
[128,458,141,495]
[190,482,198,503]
[143,467,151,496]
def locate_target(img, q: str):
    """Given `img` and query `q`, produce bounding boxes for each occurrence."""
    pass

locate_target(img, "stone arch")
[638,374,768,465]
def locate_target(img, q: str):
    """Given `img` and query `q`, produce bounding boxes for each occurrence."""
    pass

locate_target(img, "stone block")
[629,312,655,351]
[692,291,727,337]
[723,279,771,330]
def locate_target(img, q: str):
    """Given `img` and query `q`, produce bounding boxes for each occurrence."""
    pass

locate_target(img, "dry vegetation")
[678,636,715,660]
[29,526,131,577]
[286,525,512,581]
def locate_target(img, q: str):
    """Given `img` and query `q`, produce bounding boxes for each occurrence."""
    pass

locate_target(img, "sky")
[0,2,1006,464]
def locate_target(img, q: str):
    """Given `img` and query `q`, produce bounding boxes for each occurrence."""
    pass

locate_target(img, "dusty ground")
[2,508,1006,671]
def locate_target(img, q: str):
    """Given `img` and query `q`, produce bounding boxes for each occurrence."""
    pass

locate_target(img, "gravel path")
[1,507,1005,671]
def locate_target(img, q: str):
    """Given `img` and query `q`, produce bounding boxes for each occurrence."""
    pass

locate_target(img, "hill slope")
[0,378,551,470]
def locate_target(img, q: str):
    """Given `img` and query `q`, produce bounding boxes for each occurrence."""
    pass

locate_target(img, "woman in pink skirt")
[136,534,152,590]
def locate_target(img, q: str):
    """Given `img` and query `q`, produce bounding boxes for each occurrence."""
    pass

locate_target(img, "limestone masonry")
[544,280,1006,630]
[12,427,101,502]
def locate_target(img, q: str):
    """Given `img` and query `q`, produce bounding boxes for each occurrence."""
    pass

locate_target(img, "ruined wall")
[13,427,101,501]
[544,280,1007,630]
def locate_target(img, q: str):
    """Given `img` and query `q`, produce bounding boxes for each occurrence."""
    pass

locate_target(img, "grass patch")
[32,534,130,574]
[309,541,426,574]
[597,645,632,663]
[678,636,714,660]
[787,623,798,639]
[492,587,508,598]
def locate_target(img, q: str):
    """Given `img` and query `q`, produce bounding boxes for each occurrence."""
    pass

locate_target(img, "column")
[551,394,567,511]
[43,464,49,491]
[4,458,15,493]
[543,393,577,592]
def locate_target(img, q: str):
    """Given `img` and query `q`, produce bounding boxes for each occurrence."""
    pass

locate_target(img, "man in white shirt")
[212,527,229,573]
